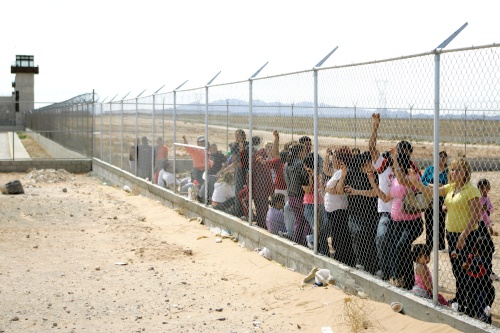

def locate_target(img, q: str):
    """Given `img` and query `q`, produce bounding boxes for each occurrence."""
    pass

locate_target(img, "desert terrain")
[0,169,472,333]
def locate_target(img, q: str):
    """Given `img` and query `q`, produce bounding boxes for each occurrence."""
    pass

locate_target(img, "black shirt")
[345,170,378,219]
[209,151,227,175]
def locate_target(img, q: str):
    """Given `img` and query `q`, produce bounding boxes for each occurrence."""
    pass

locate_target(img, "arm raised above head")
[271,130,280,159]
[368,113,380,162]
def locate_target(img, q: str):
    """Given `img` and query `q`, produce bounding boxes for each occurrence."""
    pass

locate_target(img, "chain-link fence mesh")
[25,44,500,326]
[22,93,94,159]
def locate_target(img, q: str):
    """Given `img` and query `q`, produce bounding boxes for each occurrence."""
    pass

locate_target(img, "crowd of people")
[129,136,169,182]
[132,113,497,324]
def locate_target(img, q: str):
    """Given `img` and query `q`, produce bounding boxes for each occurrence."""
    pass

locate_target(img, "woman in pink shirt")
[387,147,424,290]
[302,152,325,249]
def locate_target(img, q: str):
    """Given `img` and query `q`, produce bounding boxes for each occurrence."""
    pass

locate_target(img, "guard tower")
[11,55,39,128]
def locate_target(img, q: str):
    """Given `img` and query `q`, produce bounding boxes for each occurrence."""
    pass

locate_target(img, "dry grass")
[90,114,500,175]
[19,133,52,158]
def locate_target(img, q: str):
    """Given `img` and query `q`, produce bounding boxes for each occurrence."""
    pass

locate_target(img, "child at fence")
[478,179,495,236]
[461,236,495,323]
[265,193,286,234]
[411,244,449,306]
[212,172,236,215]
[157,161,179,190]
[302,152,325,250]
[477,178,500,281]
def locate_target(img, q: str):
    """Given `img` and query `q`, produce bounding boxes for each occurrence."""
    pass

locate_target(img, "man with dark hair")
[138,136,153,180]
[298,136,323,173]
[208,144,227,176]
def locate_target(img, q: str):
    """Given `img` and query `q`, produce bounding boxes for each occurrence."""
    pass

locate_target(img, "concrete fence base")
[0,159,92,173]
[92,158,495,333]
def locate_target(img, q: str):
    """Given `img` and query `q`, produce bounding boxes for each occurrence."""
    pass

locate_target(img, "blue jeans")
[289,196,311,246]
[283,202,295,238]
[304,203,326,247]
[303,204,326,231]
[376,212,391,278]
[388,218,423,290]
[191,168,204,186]
[348,214,379,274]
[233,168,246,217]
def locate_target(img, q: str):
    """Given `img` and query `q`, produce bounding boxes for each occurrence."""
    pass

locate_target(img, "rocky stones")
[1,180,24,195]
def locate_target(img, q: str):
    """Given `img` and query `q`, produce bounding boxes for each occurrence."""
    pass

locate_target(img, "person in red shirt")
[182,135,212,186]
[153,137,169,183]
[267,131,287,198]
[155,137,169,165]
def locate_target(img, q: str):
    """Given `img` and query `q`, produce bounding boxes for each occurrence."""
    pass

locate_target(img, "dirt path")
[0,171,471,332]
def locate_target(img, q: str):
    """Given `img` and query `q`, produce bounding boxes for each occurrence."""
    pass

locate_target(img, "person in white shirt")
[369,113,394,280]
[323,147,355,266]
[158,161,180,190]
[212,173,236,215]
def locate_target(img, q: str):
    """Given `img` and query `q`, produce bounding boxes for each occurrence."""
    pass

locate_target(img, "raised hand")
[344,185,356,195]
[372,113,380,128]
[407,169,418,185]
[389,147,397,158]
[340,162,348,176]
[367,170,376,183]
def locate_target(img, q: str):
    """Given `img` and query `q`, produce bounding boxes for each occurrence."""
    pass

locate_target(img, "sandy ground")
[0,170,471,333]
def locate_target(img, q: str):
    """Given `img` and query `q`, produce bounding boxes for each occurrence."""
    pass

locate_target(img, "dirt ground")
[19,134,52,159]
[0,170,471,333]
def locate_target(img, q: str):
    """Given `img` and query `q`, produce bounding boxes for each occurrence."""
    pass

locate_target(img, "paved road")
[0,132,30,159]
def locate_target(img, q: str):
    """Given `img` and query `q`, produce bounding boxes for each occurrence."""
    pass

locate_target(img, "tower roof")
[11,55,39,74]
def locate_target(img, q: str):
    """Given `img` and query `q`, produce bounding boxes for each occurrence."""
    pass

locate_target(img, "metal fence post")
[433,50,441,306]
[109,101,112,164]
[464,106,468,156]
[248,78,254,226]
[121,99,124,170]
[135,98,138,176]
[205,72,220,205]
[226,99,229,151]
[354,105,357,148]
[431,21,468,306]
[173,80,188,193]
[92,97,95,159]
[173,91,177,189]
[312,47,337,254]
[152,95,156,183]
[313,68,319,253]
[100,103,103,161]
[162,98,165,144]
[248,63,268,226]
[409,104,413,143]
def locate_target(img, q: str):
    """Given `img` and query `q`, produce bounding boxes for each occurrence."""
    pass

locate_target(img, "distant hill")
[117,98,500,120]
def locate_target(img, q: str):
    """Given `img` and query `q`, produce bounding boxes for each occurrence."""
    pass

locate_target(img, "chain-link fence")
[20,93,95,159]
[26,43,500,326]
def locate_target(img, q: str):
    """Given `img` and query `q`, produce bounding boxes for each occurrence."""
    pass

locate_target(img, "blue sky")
[0,0,498,106]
